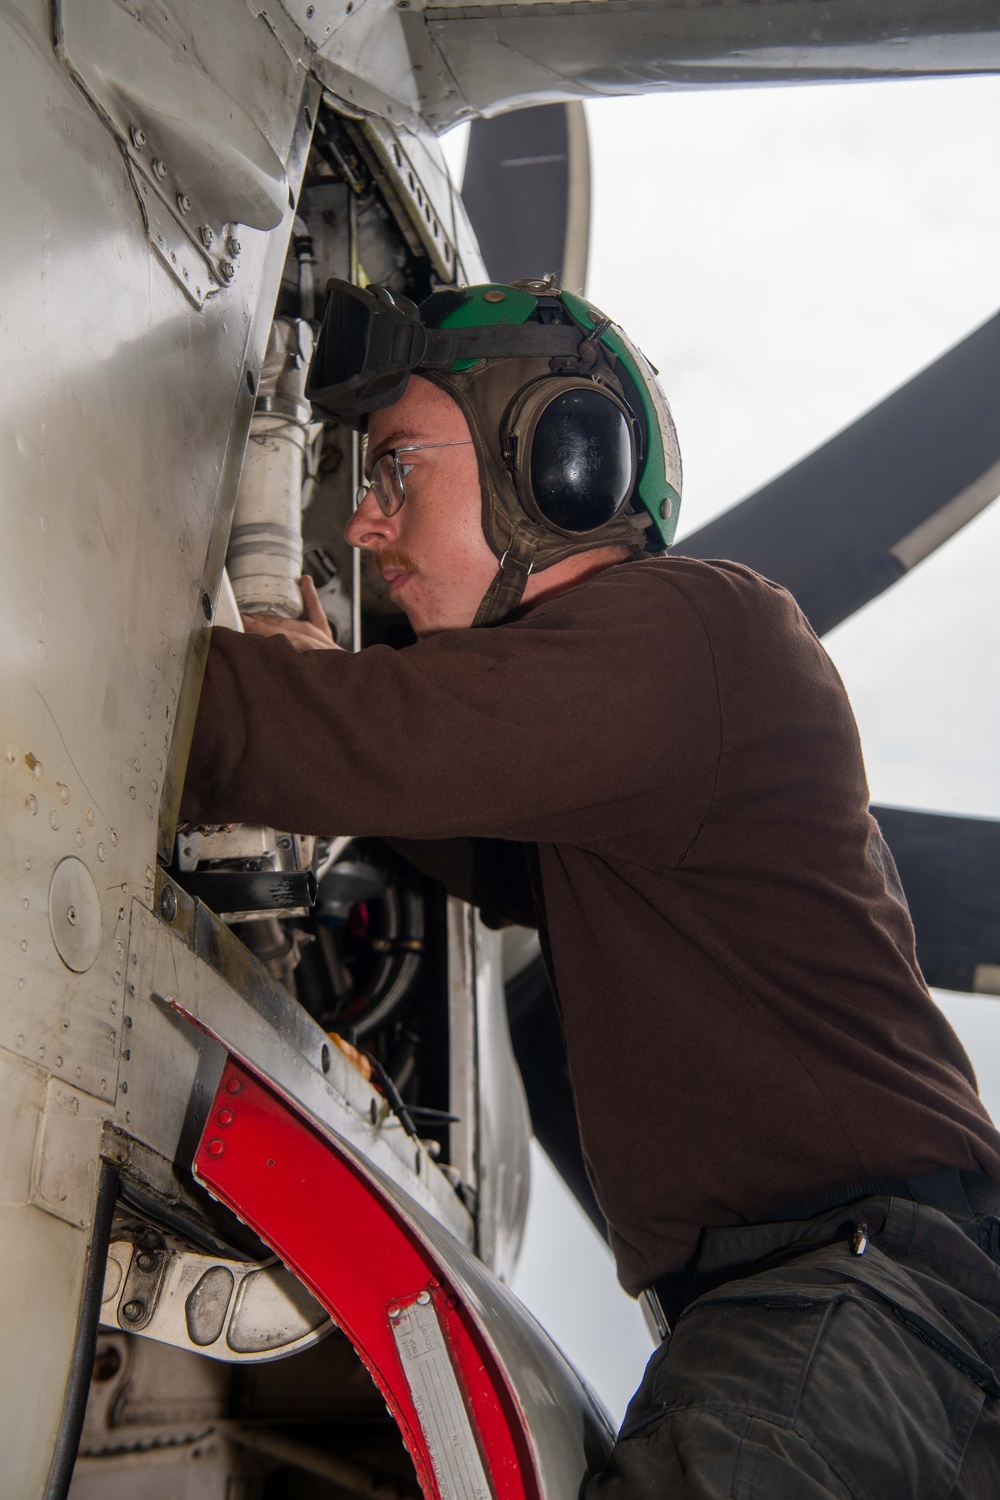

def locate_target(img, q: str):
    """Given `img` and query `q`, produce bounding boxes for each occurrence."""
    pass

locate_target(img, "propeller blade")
[674,312,1000,636]
[873,805,1000,998]
[505,957,606,1235]
[461,103,590,293]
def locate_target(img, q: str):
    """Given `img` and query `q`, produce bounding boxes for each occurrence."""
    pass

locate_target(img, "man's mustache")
[374,550,418,576]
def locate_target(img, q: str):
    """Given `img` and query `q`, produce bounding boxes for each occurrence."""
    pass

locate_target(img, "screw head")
[217,1107,234,1126]
[199,225,214,248]
[228,237,242,257]
[226,1076,242,1095]
[66,905,78,926]
[176,193,192,214]
[220,260,235,283]
[121,1300,145,1323]
[135,1251,157,1273]
[159,886,177,923]
[207,1138,225,1157]
[387,1304,400,1319]
[152,158,168,179]
[131,127,146,149]
[202,592,213,621]
[416,1290,430,1305]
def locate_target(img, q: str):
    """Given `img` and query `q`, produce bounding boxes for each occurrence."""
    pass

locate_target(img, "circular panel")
[48,857,103,972]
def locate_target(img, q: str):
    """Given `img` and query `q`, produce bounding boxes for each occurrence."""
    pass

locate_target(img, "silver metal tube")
[227,318,315,618]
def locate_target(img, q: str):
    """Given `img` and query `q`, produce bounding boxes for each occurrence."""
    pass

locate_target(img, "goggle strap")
[422,323,583,369]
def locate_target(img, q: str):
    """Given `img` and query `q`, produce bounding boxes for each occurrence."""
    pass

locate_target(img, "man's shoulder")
[565,553,804,631]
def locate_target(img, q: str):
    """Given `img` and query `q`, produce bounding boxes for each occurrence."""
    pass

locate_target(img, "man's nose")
[345,489,397,549]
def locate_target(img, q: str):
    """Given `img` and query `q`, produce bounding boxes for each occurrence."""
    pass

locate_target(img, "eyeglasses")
[356,441,474,518]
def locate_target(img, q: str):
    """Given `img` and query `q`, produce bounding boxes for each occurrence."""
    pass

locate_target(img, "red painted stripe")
[193,1058,539,1500]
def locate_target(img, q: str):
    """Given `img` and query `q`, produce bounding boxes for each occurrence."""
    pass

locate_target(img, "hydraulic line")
[44,1159,120,1500]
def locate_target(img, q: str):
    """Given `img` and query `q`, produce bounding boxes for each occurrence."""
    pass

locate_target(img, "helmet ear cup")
[504,379,637,536]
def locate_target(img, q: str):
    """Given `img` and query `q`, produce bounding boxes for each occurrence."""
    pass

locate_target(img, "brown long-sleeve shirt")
[181,555,1000,1292]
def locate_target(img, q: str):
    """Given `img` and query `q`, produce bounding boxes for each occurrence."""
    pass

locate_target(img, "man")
[182,277,1000,1495]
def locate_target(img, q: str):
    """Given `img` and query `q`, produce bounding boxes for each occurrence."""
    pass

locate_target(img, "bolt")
[152,158,168,179]
[202,592,213,621]
[660,497,673,520]
[130,127,145,148]
[217,1107,234,1126]
[207,1138,225,1157]
[226,1076,242,1095]
[220,259,235,283]
[417,1290,430,1305]
[228,237,242,257]
[135,1251,157,1273]
[199,225,214,248]
[159,885,177,923]
[387,1304,400,1319]
[176,193,192,214]
[121,1300,145,1323]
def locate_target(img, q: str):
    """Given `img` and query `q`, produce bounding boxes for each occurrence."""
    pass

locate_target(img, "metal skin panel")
[125,893,475,1247]
[273,0,1000,132]
[446,899,530,1280]
[416,1,1000,127]
[472,914,531,1283]
[0,0,312,1490]
[191,1054,616,1500]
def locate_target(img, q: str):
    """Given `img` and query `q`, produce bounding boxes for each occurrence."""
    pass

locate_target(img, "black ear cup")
[529,387,635,532]
[503,378,638,536]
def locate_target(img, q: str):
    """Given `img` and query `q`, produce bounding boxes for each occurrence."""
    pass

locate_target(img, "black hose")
[357,1048,419,1139]
[45,1159,120,1500]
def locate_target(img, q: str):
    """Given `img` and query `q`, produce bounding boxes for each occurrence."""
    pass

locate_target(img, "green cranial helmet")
[307,274,682,626]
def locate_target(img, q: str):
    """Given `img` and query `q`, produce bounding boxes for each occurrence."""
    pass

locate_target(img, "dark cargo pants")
[587,1183,1000,1498]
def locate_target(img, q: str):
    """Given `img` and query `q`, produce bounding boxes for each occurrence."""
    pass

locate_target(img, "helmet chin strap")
[471,525,537,628]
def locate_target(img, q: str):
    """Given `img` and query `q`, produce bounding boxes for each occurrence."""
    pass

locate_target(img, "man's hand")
[242,576,344,653]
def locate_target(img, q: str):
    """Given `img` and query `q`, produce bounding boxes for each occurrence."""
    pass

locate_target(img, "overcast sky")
[447,74,1000,1423]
